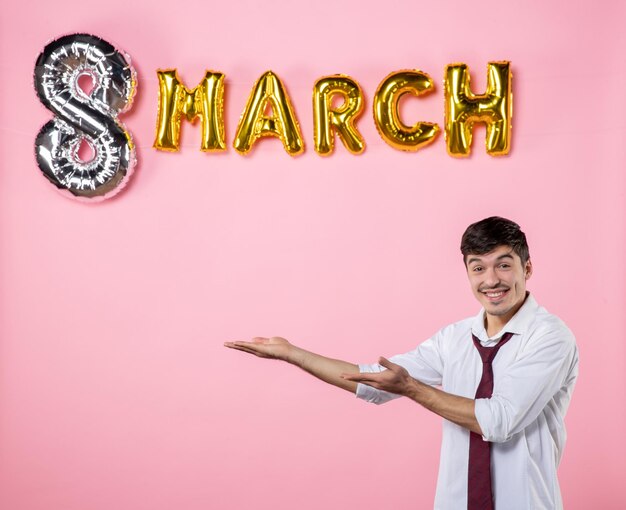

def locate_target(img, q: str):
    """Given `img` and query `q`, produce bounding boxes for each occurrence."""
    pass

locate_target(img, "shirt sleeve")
[356,332,446,405]
[474,322,578,443]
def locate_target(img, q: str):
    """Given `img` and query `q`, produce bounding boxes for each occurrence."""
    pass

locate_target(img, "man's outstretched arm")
[225,338,481,434]
[224,337,360,393]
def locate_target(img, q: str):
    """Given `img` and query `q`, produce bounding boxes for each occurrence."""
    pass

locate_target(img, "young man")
[225,217,579,510]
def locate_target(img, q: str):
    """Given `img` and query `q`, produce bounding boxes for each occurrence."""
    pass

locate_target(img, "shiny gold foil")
[154,69,225,152]
[313,75,365,155]
[373,70,440,151]
[233,71,304,156]
[444,62,512,157]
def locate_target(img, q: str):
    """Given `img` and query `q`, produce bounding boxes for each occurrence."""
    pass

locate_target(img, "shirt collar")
[471,293,538,345]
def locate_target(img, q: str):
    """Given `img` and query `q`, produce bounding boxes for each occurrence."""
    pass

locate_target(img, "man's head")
[461,217,532,328]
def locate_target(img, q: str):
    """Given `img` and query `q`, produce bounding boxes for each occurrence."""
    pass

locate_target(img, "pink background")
[1,1,624,508]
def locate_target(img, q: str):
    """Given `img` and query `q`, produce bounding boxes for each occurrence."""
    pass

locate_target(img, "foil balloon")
[373,70,440,151]
[34,33,137,200]
[313,75,365,155]
[233,71,304,156]
[444,61,512,157]
[154,69,225,152]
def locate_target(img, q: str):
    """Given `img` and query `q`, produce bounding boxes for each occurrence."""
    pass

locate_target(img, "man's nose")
[483,267,500,287]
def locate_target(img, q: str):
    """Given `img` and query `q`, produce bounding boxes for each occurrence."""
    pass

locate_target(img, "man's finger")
[379,356,397,370]
[224,342,256,353]
[224,341,256,348]
[224,342,269,357]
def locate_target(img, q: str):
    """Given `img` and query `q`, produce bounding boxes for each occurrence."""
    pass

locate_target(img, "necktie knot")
[472,332,514,363]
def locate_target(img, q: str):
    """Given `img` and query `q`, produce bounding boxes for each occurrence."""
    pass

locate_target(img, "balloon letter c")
[373,70,440,151]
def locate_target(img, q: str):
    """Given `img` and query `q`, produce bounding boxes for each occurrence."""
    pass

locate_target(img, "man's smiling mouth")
[481,288,510,301]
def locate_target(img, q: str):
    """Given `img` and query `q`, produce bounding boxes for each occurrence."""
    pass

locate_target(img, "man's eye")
[472,267,483,272]
[499,264,510,269]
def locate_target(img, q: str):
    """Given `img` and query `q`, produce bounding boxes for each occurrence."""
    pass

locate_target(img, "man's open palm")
[224,336,291,360]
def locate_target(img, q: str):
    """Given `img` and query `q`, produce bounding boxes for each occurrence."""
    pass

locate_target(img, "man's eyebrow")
[467,253,514,265]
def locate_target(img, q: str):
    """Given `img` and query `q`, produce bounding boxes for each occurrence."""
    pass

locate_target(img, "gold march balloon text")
[34,34,513,202]
[154,64,512,158]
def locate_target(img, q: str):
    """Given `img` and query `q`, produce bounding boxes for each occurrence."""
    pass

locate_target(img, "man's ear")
[524,259,533,280]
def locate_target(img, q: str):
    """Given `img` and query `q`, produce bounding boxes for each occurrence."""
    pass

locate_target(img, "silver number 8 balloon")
[34,34,137,201]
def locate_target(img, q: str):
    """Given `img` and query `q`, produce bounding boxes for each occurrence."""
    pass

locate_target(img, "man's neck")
[485,316,508,338]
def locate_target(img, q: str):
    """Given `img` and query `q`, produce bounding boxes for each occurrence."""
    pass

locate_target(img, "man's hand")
[341,357,417,397]
[344,356,482,434]
[224,336,360,393]
[224,337,292,361]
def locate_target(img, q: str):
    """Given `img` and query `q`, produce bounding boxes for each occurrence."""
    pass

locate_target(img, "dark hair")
[461,216,530,265]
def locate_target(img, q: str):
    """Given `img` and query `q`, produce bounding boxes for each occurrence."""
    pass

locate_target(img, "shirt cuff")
[474,397,509,443]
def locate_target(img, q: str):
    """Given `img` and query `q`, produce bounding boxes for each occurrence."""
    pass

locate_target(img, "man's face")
[465,245,532,324]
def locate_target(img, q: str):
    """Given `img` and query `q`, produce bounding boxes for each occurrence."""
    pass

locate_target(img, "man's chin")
[485,304,513,317]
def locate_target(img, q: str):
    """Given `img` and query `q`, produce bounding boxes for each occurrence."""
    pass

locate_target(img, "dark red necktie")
[467,332,513,510]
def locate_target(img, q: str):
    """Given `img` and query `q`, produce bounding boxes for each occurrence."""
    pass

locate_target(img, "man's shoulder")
[527,304,577,349]
[432,316,475,342]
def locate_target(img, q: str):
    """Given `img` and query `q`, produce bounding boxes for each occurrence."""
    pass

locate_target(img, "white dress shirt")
[356,294,579,510]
